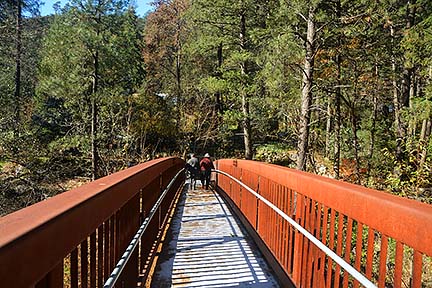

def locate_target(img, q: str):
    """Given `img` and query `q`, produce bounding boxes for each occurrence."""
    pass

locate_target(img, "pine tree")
[38,0,144,179]
[186,0,274,158]
[0,0,43,155]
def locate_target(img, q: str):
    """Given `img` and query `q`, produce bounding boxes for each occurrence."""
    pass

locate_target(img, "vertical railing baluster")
[275,184,280,262]
[300,194,307,285]
[287,188,295,274]
[104,220,110,282]
[280,186,289,270]
[304,198,312,286]
[353,222,363,288]
[326,209,336,288]
[109,214,115,274]
[312,202,323,287]
[393,242,404,288]
[97,225,104,288]
[255,175,260,231]
[334,213,345,288]
[378,234,388,288]
[320,206,329,287]
[71,248,78,288]
[81,238,88,288]
[365,227,375,280]
[90,232,96,288]
[292,193,304,284]
[412,250,423,287]
[115,211,120,264]
[139,188,146,274]
[269,182,274,254]
[342,218,353,288]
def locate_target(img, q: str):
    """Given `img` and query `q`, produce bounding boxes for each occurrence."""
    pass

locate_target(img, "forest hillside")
[1,0,432,216]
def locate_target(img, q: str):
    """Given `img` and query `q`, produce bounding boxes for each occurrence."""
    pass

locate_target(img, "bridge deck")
[149,184,280,287]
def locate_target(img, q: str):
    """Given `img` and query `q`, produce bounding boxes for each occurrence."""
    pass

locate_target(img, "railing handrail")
[0,158,175,245]
[103,168,185,288]
[214,169,376,288]
[0,157,184,287]
[216,159,432,256]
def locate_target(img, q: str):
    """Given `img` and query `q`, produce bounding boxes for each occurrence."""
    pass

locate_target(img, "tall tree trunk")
[241,92,252,159]
[401,0,416,108]
[297,6,316,171]
[351,105,361,184]
[325,97,332,157]
[239,10,252,160]
[215,42,223,115]
[176,33,181,106]
[392,1,416,162]
[333,0,342,179]
[13,0,22,138]
[390,24,404,160]
[333,54,341,179]
[367,63,379,174]
[91,50,99,181]
[419,118,431,170]
[419,70,432,170]
[91,1,101,180]
[174,5,183,130]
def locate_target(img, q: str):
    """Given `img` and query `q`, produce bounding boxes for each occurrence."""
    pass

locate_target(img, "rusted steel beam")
[0,157,184,288]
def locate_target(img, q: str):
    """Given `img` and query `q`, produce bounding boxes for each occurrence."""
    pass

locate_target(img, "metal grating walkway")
[150,184,280,287]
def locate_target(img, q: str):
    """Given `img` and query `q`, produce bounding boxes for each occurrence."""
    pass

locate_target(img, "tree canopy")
[2,0,432,217]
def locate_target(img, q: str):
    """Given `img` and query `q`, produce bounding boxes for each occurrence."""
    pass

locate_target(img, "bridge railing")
[215,159,432,288]
[0,157,185,288]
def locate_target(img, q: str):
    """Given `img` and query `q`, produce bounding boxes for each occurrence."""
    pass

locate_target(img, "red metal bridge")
[1,157,431,287]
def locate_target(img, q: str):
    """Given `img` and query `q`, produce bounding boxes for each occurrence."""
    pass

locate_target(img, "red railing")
[0,157,185,288]
[215,159,432,288]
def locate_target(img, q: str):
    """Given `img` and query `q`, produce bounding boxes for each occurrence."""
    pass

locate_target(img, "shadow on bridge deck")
[147,183,280,287]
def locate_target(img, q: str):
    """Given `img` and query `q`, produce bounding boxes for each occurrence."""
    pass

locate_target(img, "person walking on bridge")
[200,153,214,190]
[186,153,199,190]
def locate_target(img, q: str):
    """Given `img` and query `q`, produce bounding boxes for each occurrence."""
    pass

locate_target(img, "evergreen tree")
[186,0,275,158]
[37,0,144,179]
[0,0,42,144]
